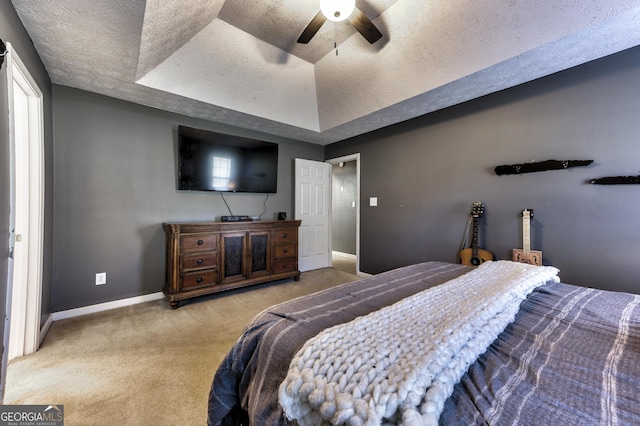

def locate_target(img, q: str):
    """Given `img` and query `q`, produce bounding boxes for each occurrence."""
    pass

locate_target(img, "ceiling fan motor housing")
[320,0,355,22]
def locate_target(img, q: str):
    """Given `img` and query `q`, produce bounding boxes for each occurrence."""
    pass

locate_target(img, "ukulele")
[512,209,542,266]
[460,201,495,266]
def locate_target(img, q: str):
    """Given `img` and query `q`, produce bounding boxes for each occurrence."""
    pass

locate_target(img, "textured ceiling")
[10,0,640,145]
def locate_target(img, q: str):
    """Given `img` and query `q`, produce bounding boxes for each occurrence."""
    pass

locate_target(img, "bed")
[207,261,640,425]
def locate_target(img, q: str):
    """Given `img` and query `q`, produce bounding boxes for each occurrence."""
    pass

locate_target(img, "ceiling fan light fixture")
[320,0,355,22]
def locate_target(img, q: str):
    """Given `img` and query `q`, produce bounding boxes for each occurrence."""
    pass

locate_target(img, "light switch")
[96,272,106,285]
[370,197,378,207]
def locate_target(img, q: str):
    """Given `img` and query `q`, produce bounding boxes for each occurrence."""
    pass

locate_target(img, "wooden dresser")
[163,220,301,308]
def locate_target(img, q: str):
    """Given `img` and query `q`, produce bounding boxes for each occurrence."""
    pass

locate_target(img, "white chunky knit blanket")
[278,261,560,426]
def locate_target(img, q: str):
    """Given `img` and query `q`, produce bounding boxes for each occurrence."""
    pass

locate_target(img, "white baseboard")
[39,314,53,345]
[52,292,165,321]
[332,251,356,259]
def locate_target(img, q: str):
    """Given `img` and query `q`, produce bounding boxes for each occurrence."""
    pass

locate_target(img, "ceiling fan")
[297,0,383,44]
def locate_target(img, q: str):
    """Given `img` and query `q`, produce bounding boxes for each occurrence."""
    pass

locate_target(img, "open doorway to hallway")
[332,252,356,275]
[328,154,360,275]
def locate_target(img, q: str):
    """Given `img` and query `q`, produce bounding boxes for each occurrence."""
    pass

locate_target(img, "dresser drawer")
[181,252,217,271]
[181,233,217,252]
[181,270,218,290]
[272,229,297,244]
[273,243,297,259]
[272,258,297,274]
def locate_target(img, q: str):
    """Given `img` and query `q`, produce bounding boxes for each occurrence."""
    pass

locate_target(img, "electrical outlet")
[95,272,106,285]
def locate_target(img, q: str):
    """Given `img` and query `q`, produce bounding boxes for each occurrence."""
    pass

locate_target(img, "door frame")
[326,153,361,275]
[6,43,44,360]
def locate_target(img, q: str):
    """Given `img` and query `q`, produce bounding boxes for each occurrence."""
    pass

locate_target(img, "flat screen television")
[177,125,278,193]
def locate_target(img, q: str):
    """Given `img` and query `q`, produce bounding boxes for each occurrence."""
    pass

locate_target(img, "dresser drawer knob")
[196,277,203,283]
[282,233,288,239]
[282,263,287,268]
[197,239,204,245]
[197,259,203,264]
[283,248,288,254]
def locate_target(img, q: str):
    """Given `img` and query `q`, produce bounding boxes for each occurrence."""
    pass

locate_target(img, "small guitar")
[512,209,542,266]
[460,201,495,266]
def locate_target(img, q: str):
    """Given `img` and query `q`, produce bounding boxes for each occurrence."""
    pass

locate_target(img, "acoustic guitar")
[512,209,542,266]
[460,201,495,266]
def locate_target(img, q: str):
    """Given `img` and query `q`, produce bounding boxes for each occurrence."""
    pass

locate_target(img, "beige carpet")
[4,262,358,425]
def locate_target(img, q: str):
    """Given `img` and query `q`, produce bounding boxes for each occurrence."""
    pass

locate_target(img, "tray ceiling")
[11,0,640,144]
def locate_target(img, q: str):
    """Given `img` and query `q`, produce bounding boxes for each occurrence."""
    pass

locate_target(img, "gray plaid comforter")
[207,261,640,425]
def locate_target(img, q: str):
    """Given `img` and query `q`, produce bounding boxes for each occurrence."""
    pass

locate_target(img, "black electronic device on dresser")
[163,220,300,308]
[221,215,253,222]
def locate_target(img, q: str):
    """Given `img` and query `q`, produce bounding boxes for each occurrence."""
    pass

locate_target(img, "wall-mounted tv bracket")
[495,159,593,175]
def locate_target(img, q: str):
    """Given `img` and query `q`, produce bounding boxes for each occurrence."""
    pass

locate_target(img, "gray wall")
[0,1,54,396]
[326,46,640,294]
[52,86,323,311]
[331,161,357,255]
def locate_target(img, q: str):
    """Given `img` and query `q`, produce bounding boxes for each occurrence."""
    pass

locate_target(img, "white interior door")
[295,158,331,272]
[6,43,44,361]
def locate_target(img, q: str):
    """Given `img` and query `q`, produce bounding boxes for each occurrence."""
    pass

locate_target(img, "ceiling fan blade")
[348,9,382,44]
[297,11,327,44]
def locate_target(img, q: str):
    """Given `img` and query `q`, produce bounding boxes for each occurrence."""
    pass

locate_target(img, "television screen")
[177,126,278,193]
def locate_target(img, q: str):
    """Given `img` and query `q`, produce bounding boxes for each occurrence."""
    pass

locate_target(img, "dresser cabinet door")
[221,232,246,283]
[248,231,271,278]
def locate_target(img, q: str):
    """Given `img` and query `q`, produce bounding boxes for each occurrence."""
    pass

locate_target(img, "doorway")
[294,158,332,272]
[327,154,360,275]
[5,43,44,362]
[294,155,361,275]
